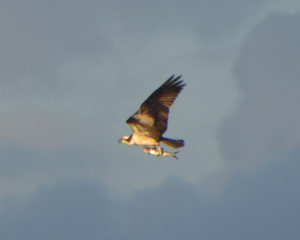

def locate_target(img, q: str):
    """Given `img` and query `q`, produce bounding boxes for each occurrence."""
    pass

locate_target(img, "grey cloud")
[99,0,268,40]
[0,181,117,240]
[1,151,300,239]
[0,0,269,108]
[0,140,45,177]
[0,139,92,177]
[0,0,108,95]
[0,0,269,88]
[219,12,300,168]
[0,0,281,199]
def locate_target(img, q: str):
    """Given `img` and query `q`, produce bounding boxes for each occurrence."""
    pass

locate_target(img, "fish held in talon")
[143,147,180,160]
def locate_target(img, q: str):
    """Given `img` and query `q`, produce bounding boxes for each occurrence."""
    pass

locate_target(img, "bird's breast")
[131,134,158,146]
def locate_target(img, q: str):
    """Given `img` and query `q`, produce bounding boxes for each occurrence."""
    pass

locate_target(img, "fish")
[143,147,179,160]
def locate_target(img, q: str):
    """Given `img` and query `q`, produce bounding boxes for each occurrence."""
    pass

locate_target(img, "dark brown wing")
[127,75,185,139]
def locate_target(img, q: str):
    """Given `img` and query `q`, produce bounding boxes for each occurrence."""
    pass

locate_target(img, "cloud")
[1,3,300,239]
[0,0,107,90]
[1,150,299,240]
[3,0,296,198]
[0,0,269,96]
[0,0,242,197]
[0,181,117,240]
[97,0,269,41]
[218,12,300,168]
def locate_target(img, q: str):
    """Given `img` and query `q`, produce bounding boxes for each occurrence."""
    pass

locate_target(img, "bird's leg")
[143,146,151,155]
[155,145,163,156]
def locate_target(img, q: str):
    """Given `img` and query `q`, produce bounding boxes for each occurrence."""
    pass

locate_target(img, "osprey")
[119,75,185,158]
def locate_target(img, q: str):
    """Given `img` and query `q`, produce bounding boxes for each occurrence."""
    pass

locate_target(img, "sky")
[1,0,300,239]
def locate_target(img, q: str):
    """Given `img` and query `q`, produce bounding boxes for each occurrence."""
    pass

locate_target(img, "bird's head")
[118,135,131,144]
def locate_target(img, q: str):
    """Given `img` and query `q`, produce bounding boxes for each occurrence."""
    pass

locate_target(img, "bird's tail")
[160,137,185,148]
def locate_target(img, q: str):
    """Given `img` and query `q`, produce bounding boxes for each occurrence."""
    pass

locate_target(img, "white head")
[118,135,132,144]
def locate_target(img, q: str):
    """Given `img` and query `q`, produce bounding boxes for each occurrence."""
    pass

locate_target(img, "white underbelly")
[132,134,158,146]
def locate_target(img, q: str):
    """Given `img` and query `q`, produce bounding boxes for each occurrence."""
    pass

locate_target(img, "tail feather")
[160,137,185,148]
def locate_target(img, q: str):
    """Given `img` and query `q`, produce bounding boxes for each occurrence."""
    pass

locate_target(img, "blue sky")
[1,0,300,239]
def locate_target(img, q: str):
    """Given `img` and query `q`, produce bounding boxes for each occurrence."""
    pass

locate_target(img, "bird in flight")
[119,75,186,159]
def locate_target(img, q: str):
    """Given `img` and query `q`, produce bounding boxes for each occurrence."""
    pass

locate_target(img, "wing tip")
[165,74,186,90]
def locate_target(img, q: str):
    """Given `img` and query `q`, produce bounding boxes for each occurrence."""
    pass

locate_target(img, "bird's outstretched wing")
[127,75,185,139]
